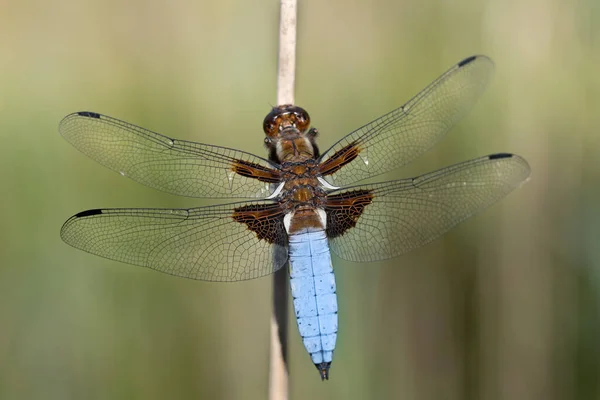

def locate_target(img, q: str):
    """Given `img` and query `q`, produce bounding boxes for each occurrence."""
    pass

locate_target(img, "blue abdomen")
[288,229,338,379]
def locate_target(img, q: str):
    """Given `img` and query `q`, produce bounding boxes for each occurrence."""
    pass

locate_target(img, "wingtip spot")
[74,209,103,218]
[488,153,513,160]
[458,55,477,67]
[77,111,101,119]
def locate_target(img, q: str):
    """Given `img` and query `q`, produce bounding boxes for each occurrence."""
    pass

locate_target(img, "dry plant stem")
[276,0,297,106]
[269,1,297,399]
[270,268,290,399]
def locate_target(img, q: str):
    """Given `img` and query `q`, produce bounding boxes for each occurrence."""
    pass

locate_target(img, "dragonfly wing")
[318,55,494,186]
[60,112,281,198]
[325,153,530,262]
[60,201,288,281]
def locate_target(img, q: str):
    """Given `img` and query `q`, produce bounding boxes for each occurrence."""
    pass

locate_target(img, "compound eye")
[263,105,310,135]
[295,110,310,131]
[263,120,277,136]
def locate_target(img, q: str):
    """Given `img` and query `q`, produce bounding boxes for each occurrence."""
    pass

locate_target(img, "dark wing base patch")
[231,159,281,183]
[325,189,374,238]
[318,141,361,176]
[232,203,288,246]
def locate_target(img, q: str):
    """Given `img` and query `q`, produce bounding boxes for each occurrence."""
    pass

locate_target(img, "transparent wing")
[325,153,530,262]
[60,112,281,199]
[318,55,495,186]
[60,201,289,281]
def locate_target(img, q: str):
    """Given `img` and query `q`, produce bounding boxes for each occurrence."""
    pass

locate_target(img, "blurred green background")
[1,0,599,399]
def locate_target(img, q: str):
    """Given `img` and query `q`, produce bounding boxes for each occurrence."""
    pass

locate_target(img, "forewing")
[325,153,530,262]
[60,112,281,198]
[60,201,288,281]
[318,55,494,186]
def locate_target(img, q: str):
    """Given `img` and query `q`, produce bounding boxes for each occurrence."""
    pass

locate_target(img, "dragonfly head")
[263,104,311,140]
[263,105,321,163]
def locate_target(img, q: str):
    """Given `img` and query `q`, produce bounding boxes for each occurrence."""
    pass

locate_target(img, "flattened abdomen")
[289,230,338,372]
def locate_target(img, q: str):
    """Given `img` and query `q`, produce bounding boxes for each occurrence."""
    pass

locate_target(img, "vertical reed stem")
[269,1,297,399]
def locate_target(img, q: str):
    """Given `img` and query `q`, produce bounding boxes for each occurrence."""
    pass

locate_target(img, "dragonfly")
[60,55,530,381]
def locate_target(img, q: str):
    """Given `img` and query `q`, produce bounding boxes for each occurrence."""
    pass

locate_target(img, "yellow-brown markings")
[291,186,314,203]
[232,203,287,245]
[325,190,374,238]
[290,164,309,176]
[288,208,324,234]
[319,141,361,176]
[278,138,315,162]
[280,177,324,203]
[231,159,281,183]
